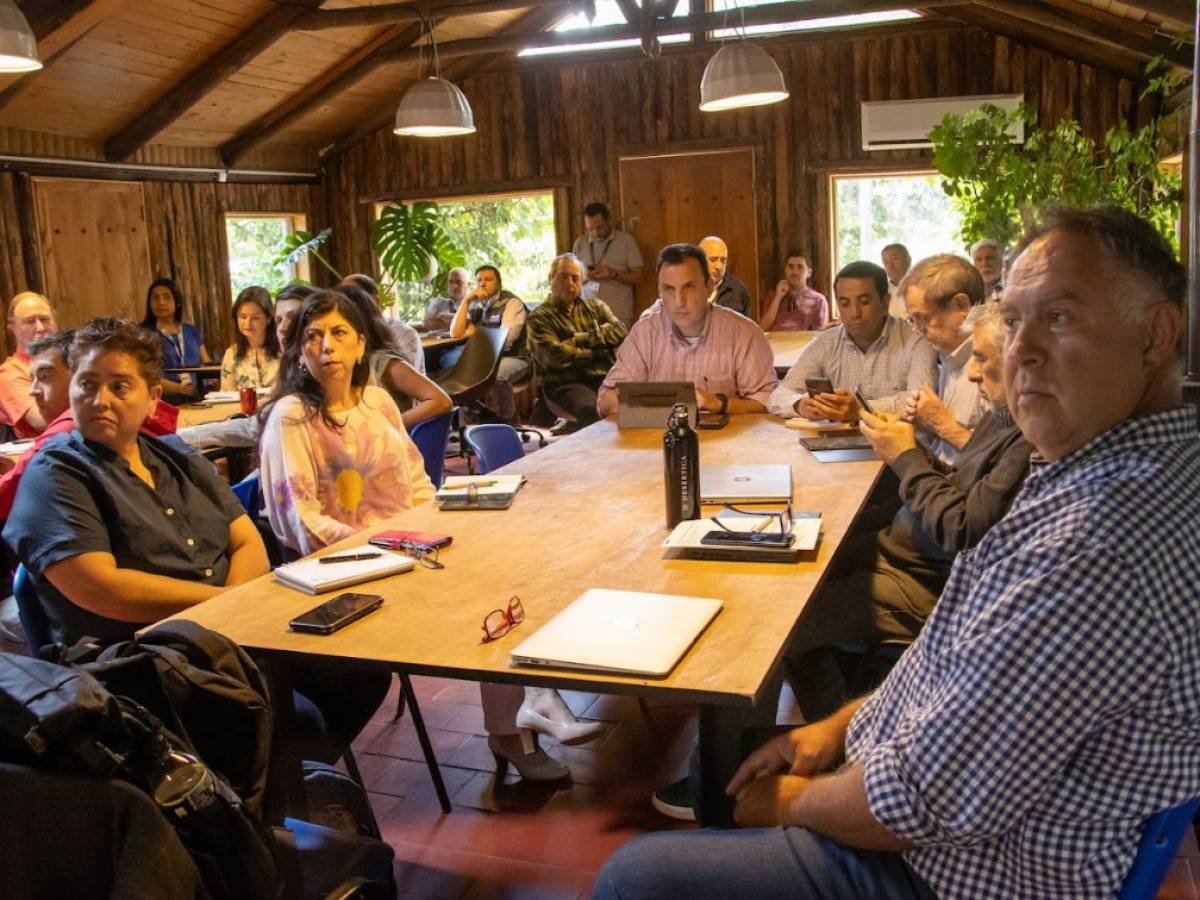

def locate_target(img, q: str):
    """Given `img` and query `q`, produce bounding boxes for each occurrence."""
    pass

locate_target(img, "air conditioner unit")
[861,94,1024,151]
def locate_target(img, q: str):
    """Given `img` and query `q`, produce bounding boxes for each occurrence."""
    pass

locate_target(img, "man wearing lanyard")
[572,202,643,326]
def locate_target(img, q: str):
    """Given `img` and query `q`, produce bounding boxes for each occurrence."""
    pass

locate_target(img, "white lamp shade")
[394,77,475,137]
[0,0,40,73]
[699,42,788,112]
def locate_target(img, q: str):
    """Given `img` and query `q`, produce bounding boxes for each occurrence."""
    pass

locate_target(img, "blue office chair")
[1117,796,1200,899]
[409,408,456,488]
[12,563,51,653]
[463,424,524,474]
[231,471,261,513]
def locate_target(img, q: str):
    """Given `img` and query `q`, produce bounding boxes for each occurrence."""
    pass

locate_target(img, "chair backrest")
[464,424,524,475]
[12,564,52,651]
[230,471,261,514]
[434,326,508,401]
[409,408,457,487]
[1117,797,1200,899]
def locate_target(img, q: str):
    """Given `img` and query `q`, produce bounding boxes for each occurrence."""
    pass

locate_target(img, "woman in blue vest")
[141,277,211,399]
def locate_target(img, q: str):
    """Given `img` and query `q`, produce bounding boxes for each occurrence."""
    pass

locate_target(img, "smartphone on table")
[700,530,795,548]
[289,593,383,635]
[805,376,835,396]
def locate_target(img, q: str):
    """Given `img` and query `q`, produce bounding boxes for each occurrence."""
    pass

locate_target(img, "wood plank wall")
[0,175,323,356]
[323,25,1143,303]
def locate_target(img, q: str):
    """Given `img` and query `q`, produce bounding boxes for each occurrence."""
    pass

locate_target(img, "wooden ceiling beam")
[930,3,1150,80]
[295,1,568,31]
[319,5,571,164]
[102,0,325,163]
[973,0,1191,69]
[1117,0,1196,28]
[220,22,424,166]
[0,0,129,114]
[14,0,96,41]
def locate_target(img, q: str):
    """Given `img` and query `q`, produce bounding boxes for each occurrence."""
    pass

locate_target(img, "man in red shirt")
[0,292,58,438]
[0,330,178,519]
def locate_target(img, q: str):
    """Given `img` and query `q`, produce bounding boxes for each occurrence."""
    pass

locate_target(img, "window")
[374,191,557,306]
[709,0,920,39]
[831,172,963,277]
[224,213,308,299]
[520,0,692,57]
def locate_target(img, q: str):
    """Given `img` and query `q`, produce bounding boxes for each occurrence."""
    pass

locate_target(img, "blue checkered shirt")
[845,407,1200,899]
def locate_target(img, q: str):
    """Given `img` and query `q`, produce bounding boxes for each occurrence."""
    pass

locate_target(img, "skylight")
[519,0,693,58]
[709,1,921,39]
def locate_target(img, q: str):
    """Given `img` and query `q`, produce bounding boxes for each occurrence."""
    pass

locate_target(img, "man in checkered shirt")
[593,206,1200,899]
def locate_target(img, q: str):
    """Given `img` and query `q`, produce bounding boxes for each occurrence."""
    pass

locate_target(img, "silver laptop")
[699,464,793,504]
[510,588,723,677]
[617,382,696,429]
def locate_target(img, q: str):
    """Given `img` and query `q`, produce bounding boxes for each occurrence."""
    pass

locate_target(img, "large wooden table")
[767,329,817,374]
[171,415,881,822]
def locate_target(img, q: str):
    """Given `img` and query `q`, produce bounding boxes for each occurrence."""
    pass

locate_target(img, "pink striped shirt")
[597,304,778,410]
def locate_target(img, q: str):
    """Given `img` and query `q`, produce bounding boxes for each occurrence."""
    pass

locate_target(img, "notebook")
[800,434,872,451]
[435,475,526,510]
[617,382,696,429]
[509,588,723,677]
[274,550,415,595]
[699,464,792,504]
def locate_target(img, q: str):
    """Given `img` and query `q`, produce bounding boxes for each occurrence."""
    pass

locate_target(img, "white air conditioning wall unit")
[861,94,1024,151]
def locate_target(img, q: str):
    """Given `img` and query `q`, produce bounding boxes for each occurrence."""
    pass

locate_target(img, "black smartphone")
[700,530,795,548]
[289,593,383,635]
[805,376,835,396]
[853,387,875,415]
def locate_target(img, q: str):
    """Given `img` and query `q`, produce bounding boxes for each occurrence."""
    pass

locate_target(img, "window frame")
[223,212,311,297]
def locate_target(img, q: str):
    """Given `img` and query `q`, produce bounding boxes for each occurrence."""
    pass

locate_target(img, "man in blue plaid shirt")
[594,206,1200,899]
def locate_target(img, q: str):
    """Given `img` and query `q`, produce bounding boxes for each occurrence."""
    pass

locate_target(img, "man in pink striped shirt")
[597,244,778,418]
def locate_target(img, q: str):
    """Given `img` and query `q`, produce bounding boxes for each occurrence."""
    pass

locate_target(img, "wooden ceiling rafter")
[930,3,1152,80]
[318,4,573,164]
[1118,0,1197,28]
[102,0,326,163]
[294,0,565,31]
[14,0,97,41]
[971,0,1192,69]
[220,21,425,166]
[0,0,130,116]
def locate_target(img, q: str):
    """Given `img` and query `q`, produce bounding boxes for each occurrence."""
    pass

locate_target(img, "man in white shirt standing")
[971,238,1004,299]
[899,255,987,465]
[880,243,911,320]
[572,202,643,325]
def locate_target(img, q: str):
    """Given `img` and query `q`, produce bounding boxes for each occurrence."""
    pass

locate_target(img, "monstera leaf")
[271,227,340,279]
[373,202,464,288]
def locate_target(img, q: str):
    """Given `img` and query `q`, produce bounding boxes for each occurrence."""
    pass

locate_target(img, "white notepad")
[436,475,526,499]
[274,550,415,595]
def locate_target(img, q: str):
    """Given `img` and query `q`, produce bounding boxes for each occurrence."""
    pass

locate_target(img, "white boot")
[516,687,604,745]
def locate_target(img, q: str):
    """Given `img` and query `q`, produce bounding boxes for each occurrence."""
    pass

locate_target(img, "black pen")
[318,552,383,564]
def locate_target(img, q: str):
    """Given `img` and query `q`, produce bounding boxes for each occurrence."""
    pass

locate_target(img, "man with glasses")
[0,292,58,437]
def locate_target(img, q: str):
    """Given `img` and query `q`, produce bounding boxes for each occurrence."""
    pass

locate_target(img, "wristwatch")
[715,393,729,416]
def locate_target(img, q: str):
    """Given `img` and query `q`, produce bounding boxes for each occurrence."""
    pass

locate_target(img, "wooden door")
[33,178,152,327]
[619,148,759,319]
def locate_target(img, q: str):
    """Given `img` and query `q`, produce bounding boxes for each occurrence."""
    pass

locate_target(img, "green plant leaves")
[272,227,334,270]
[929,102,1181,253]
[373,201,466,290]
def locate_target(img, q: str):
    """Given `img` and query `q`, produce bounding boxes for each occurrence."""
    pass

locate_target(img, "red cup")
[239,387,258,415]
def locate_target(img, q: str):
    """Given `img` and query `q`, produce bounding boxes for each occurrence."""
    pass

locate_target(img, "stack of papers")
[203,388,271,403]
[436,475,526,510]
[662,509,822,563]
[275,550,415,594]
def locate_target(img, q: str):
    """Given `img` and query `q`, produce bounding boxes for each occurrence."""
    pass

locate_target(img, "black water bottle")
[664,403,700,528]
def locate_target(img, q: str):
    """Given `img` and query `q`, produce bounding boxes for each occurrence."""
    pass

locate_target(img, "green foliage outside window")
[929,103,1181,253]
[227,217,297,298]
[834,174,963,275]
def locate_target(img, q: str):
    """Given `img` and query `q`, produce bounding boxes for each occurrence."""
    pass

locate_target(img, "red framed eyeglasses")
[481,595,525,643]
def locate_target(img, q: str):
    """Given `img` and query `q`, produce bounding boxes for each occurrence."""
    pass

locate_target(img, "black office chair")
[433,325,508,473]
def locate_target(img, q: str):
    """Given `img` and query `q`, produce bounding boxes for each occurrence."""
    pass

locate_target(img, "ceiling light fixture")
[0,0,41,74]
[394,14,475,138]
[699,3,787,112]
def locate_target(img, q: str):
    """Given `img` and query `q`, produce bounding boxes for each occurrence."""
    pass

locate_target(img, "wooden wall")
[323,23,1146,305]
[0,174,323,356]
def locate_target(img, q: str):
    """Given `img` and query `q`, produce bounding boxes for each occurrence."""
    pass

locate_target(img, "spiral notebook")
[274,550,415,595]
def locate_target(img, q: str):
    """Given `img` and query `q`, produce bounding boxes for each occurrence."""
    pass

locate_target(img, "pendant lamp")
[394,15,474,138]
[699,40,788,112]
[0,0,41,73]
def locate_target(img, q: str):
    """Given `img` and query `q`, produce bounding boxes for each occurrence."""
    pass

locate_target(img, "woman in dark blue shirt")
[141,277,211,399]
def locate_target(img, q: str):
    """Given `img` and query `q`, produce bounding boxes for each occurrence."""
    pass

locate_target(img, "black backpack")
[0,651,279,900]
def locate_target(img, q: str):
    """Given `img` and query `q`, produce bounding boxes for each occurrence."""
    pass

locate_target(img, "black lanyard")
[588,237,614,267]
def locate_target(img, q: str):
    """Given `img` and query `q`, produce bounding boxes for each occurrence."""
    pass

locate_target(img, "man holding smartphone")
[767,261,936,422]
[572,202,643,325]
